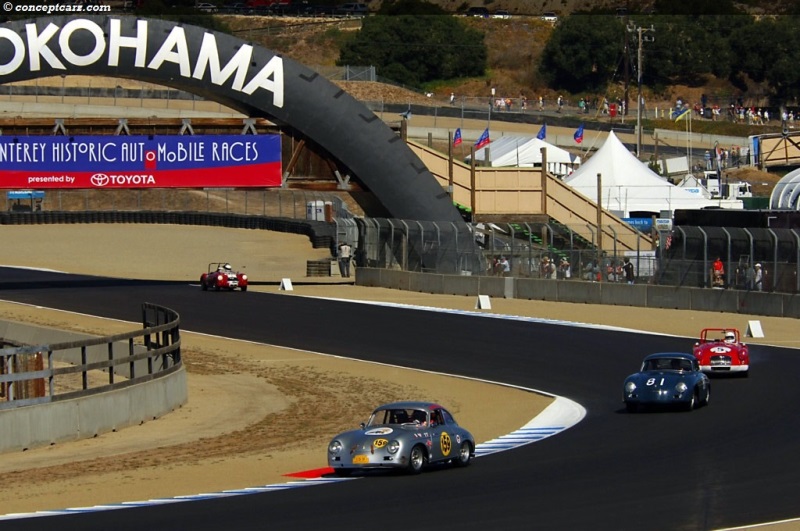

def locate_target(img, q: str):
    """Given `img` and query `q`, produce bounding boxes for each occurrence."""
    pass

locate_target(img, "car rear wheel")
[200,277,207,291]
[241,286,247,292]
[407,444,426,474]
[625,402,638,413]
[453,441,472,467]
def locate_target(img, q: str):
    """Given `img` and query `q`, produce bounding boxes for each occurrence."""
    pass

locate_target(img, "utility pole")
[628,22,654,158]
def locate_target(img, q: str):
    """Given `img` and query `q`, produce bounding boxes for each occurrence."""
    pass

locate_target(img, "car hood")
[627,370,693,384]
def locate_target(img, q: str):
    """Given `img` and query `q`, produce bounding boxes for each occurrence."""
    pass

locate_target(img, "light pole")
[628,23,654,158]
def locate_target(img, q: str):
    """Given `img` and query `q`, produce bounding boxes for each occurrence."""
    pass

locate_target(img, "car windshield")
[367,408,428,427]
[645,358,693,371]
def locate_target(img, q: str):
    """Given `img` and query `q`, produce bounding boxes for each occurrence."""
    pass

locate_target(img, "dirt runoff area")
[1,224,798,516]
[0,225,551,516]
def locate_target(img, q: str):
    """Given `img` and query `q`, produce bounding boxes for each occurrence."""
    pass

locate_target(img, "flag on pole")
[475,127,490,149]
[674,108,690,122]
[573,123,584,144]
[453,128,462,146]
[536,123,546,140]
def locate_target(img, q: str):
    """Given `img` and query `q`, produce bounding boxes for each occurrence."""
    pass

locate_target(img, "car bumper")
[328,453,407,469]
[624,390,691,405]
[700,364,748,372]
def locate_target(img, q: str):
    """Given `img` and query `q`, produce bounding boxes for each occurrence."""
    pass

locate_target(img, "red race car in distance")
[200,263,248,291]
[692,328,749,377]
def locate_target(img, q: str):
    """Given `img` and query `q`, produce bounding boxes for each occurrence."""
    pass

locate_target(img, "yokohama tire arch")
[0,15,464,224]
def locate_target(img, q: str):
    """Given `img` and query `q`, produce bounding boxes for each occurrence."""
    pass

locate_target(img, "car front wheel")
[684,389,698,411]
[701,386,711,407]
[453,441,472,467]
[407,445,426,474]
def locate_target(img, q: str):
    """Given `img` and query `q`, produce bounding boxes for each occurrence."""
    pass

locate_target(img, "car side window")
[441,409,455,425]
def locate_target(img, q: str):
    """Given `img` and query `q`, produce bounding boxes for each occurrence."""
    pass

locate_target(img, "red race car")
[692,328,749,377]
[200,263,248,291]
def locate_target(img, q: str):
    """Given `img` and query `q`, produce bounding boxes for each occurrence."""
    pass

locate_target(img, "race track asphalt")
[1,267,799,531]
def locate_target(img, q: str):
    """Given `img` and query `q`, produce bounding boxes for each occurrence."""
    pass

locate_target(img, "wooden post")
[540,147,548,215]
[448,131,454,197]
[470,146,477,219]
[596,172,603,267]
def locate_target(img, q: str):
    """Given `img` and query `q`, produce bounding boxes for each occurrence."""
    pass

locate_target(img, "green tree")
[337,15,487,88]
[731,17,800,105]
[538,15,625,93]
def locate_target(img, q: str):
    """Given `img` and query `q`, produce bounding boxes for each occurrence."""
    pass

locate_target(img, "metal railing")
[6,189,352,220]
[0,303,181,410]
[353,218,800,294]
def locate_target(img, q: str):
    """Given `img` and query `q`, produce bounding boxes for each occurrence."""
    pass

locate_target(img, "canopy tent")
[466,136,581,177]
[563,131,718,217]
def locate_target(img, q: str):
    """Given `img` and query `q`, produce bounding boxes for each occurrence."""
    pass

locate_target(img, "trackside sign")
[0,18,285,107]
[0,135,282,189]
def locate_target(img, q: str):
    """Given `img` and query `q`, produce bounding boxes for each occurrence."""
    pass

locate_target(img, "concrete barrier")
[0,314,187,454]
[559,280,602,304]
[516,278,557,301]
[690,288,739,313]
[736,291,785,317]
[0,369,187,452]
[354,268,799,319]
[601,283,648,307]
[646,285,692,309]
[785,294,800,318]
[408,271,444,294]
[441,274,481,296]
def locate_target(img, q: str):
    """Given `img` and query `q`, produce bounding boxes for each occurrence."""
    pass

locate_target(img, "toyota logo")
[91,173,110,187]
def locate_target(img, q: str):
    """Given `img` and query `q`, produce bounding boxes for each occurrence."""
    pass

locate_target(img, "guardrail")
[0,303,181,410]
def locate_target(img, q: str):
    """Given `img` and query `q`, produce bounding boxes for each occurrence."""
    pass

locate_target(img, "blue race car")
[623,353,711,412]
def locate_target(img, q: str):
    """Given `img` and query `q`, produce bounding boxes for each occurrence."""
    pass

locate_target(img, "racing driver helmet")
[724,331,736,343]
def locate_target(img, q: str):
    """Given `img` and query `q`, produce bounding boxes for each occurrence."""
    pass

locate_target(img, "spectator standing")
[449,92,455,105]
[557,95,563,113]
[499,256,510,277]
[712,256,725,288]
[337,241,352,278]
[558,257,571,279]
[704,150,712,170]
[623,257,634,284]
[538,96,544,111]
[754,263,764,291]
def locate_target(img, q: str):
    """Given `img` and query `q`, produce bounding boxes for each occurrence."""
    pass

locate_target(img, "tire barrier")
[306,259,332,277]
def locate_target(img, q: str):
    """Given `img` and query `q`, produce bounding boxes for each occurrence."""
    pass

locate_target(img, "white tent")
[563,131,718,217]
[466,136,581,177]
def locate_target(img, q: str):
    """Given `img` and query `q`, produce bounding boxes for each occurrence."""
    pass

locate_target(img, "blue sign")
[623,218,653,231]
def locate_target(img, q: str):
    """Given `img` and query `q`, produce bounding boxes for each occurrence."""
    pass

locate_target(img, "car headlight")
[241,274,247,280]
[675,382,688,393]
[625,381,637,393]
[216,274,224,281]
[387,440,400,454]
[328,440,342,455]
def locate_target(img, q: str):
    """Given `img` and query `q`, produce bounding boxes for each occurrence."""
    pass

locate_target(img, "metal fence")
[7,188,353,220]
[349,218,657,281]
[660,226,800,293]
[0,303,181,410]
[351,219,800,294]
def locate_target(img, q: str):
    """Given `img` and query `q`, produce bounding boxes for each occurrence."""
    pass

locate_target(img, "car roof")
[642,352,695,361]
[375,401,441,411]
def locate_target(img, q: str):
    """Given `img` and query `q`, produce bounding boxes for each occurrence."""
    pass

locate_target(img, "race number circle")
[440,432,452,456]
